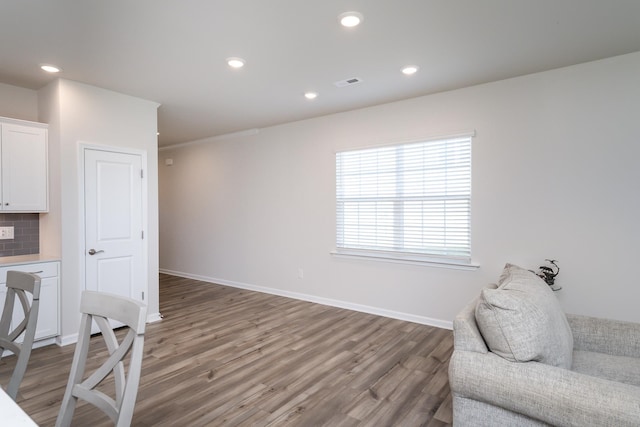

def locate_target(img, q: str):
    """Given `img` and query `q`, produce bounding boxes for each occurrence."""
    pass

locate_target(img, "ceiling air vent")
[334,77,363,88]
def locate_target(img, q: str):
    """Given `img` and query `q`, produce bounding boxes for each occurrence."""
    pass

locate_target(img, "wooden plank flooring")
[0,274,453,426]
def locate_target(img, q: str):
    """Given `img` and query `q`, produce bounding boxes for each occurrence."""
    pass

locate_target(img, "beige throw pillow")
[475,263,573,368]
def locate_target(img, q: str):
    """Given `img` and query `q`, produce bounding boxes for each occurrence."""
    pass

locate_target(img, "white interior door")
[84,148,145,305]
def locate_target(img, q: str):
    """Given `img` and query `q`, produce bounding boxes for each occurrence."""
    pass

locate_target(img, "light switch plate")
[0,226,14,240]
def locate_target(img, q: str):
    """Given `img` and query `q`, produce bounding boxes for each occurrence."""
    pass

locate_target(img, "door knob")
[88,249,104,255]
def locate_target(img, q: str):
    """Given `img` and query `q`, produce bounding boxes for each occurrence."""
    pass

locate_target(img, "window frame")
[332,131,478,270]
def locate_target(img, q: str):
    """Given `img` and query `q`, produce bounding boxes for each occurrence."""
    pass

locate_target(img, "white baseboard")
[2,336,57,356]
[147,312,163,323]
[34,337,57,349]
[57,333,78,347]
[159,268,453,330]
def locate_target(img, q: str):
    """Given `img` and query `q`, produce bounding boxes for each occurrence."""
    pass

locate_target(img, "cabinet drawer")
[0,261,59,282]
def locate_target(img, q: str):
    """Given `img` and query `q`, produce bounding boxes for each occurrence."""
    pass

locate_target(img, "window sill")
[330,249,480,270]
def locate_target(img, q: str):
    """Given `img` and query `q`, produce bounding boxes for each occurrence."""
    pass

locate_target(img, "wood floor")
[1,274,454,426]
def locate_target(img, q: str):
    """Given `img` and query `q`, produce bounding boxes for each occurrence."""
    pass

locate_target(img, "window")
[335,133,473,267]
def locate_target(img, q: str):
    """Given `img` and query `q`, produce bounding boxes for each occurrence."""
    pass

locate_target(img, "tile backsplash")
[0,213,39,257]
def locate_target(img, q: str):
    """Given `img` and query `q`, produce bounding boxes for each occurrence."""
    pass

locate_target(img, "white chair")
[0,270,41,401]
[56,291,147,427]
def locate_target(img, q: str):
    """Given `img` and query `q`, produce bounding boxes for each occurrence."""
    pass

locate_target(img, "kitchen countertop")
[0,254,61,267]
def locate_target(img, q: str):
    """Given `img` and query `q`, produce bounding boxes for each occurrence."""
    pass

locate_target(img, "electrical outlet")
[0,226,14,240]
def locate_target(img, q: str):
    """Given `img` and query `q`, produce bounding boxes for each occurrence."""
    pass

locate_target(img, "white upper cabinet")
[0,118,49,212]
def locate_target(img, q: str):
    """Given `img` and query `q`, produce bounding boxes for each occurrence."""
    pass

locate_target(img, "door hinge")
[142,291,145,300]
[141,230,144,239]
[141,169,144,178]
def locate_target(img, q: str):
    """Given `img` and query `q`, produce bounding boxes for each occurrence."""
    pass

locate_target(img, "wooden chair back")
[56,291,147,427]
[0,270,41,400]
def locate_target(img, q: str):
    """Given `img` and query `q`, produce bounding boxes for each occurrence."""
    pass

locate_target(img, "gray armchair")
[449,265,640,426]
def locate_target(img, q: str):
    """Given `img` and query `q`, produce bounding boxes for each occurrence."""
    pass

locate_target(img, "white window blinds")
[336,135,472,263]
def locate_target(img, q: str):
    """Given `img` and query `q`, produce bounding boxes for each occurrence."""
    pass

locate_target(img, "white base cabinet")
[0,261,59,342]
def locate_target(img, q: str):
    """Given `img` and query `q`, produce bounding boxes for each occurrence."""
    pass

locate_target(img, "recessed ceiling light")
[226,57,245,69]
[40,64,61,73]
[401,65,419,75]
[339,11,363,28]
[304,92,318,100]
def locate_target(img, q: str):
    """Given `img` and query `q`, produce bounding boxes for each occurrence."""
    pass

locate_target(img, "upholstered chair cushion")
[475,263,573,368]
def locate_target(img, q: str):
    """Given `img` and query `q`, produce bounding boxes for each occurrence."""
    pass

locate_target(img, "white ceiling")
[1,1,639,147]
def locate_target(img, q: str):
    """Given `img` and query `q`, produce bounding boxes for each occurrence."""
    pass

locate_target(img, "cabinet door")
[1,123,48,212]
[0,262,60,345]
[0,277,59,343]
[0,284,30,345]
[0,284,6,329]
[34,276,58,340]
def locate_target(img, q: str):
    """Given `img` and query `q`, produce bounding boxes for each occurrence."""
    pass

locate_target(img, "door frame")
[78,142,149,304]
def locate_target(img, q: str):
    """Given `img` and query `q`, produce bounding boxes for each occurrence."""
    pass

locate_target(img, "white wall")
[38,79,160,341]
[0,83,38,121]
[159,52,640,326]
